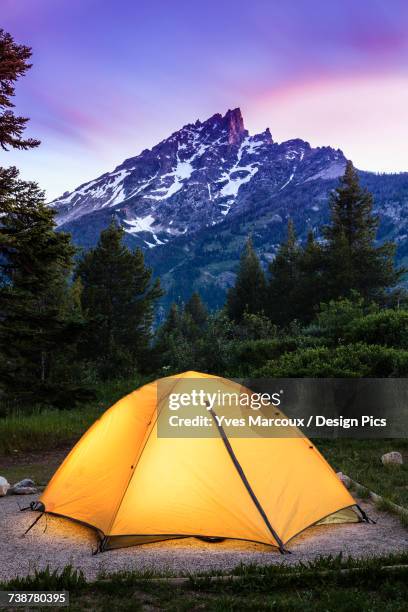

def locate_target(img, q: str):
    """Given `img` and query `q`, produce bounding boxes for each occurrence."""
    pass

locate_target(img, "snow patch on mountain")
[124,214,156,233]
[216,135,262,210]
[280,172,295,190]
[220,165,259,197]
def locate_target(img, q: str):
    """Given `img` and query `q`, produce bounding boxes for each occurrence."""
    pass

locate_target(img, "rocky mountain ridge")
[52,108,346,248]
[51,108,408,309]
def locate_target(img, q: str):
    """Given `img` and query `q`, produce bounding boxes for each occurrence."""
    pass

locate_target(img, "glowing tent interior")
[37,371,364,552]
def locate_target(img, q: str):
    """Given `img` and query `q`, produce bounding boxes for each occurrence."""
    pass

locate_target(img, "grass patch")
[317,439,408,509]
[1,555,408,611]
[0,452,65,486]
[375,497,408,529]
[0,407,100,456]
[0,377,148,457]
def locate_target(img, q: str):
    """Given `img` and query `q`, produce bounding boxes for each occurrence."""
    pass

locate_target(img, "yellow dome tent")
[36,372,367,553]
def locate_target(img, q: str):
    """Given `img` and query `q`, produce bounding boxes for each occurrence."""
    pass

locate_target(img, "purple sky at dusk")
[1,0,408,200]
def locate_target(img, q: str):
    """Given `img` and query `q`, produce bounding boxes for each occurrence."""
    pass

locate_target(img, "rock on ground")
[382,452,403,465]
[336,472,352,488]
[7,486,37,495]
[14,479,36,488]
[0,476,10,497]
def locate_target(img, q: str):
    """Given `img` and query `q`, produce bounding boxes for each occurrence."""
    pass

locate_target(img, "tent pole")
[208,407,290,554]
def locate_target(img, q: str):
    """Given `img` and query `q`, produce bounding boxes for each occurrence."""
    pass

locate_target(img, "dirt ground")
[0,494,407,581]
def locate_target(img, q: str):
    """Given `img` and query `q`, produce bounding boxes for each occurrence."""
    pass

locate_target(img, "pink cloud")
[246,71,408,173]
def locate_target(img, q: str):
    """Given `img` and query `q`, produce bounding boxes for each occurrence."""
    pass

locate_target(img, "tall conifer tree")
[296,229,326,321]
[184,292,208,327]
[227,237,266,321]
[0,168,77,403]
[322,161,402,301]
[0,29,39,150]
[267,220,301,326]
[161,303,180,335]
[76,222,163,376]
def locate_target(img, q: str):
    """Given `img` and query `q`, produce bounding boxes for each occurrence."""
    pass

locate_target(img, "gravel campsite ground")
[1,493,407,581]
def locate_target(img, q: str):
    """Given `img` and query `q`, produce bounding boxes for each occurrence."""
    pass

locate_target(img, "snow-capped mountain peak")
[50,107,408,311]
[52,108,346,249]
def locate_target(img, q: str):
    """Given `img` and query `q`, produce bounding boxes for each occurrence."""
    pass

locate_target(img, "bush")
[308,295,369,344]
[227,336,324,375]
[255,343,408,378]
[345,309,408,348]
[234,313,278,340]
[230,339,298,373]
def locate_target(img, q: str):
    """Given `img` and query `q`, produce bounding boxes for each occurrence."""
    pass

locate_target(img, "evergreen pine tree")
[227,237,267,321]
[0,29,40,150]
[267,220,302,326]
[161,303,180,335]
[296,230,326,322]
[184,292,208,327]
[76,222,163,377]
[0,167,78,404]
[322,161,402,301]
[151,303,182,371]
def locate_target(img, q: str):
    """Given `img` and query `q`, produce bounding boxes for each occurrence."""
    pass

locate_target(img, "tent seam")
[104,376,187,537]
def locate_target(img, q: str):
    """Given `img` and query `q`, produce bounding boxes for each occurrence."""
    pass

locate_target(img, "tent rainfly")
[33,372,370,553]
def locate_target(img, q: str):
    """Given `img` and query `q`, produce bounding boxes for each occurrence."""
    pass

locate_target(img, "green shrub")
[230,339,297,372]
[345,309,408,348]
[308,295,369,344]
[255,343,408,378]
[226,336,323,375]
[235,312,278,340]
